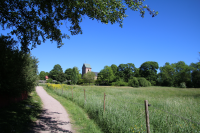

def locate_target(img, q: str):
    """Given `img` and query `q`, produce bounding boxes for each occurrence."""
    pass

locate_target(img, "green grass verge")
[0,88,43,133]
[41,84,103,133]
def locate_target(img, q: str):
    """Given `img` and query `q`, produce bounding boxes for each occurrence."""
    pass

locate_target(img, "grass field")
[45,84,200,133]
[0,89,43,133]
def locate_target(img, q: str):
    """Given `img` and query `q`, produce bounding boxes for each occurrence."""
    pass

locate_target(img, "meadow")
[45,84,200,133]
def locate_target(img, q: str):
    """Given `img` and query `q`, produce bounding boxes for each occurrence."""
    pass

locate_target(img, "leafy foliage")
[98,66,114,85]
[190,62,200,88]
[159,62,175,87]
[65,68,73,80]
[0,0,158,52]
[172,61,191,87]
[56,72,66,83]
[39,71,46,80]
[46,78,53,83]
[112,78,128,86]
[139,61,158,86]
[111,64,118,76]
[83,71,96,85]
[191,70,200,88]
[137,77,151,87]
[71,67,79,85]
[49,64,63,80]
[117,63,136,82]
[128,77,139,87]
[0,35,39,96]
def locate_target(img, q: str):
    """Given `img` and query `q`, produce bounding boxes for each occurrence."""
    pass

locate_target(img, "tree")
[45,72,49,77]
[159,62,175,87]
[56,72,66,83]
[111,64,118,76]
[83,72,96,85]
[191,70,200,88]
[117,63,136,82]
[71,67,79,85]
[98,66,114,84]
[1,0,158,52]
[134,68,140,77]
[0,35,39,96]
[111,64,118,81]
[65,68,73,80]
[139,61,159,86]
[39,71,46,80]
[117,64,126,80]
[49,64,63,80]
[172,61,191,87]
[190,62,200,88]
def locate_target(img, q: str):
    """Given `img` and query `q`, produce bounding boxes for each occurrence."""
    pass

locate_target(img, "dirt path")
[30,86,75,133]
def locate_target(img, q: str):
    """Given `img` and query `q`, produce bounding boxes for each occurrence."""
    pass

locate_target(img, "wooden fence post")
[144,100,150,133]
[71,87,73,100]
[104,93,106,112]
[84,89,86,101]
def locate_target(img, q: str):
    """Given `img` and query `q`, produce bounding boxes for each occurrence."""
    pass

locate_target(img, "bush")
[0,35,39,97]
[46,78,53,83]
[112,78,128,86]
[128,77,139,87]
[137,77,151,87]
[180,82,186,88]
[77,79,84,85]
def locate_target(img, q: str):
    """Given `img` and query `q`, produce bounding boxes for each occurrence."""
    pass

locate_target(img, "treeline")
[96,61,200,88]
[39,65,83,84]
[41,60,200,88]
[0,35,39,97]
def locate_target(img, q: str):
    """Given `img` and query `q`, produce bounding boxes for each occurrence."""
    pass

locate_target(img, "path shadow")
[28,109,73,133]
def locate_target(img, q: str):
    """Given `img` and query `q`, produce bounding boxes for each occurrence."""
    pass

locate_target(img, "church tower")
[82,63,92,77]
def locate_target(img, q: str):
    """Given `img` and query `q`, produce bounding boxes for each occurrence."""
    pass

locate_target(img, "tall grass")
[46,84,200,133]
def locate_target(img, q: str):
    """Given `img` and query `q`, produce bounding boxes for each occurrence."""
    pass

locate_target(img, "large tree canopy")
[117,63,136,82]
[49,64,63,80]
[1,0,158,52]
[159,62,175,87]
[139,61,159,85]
[172,61,191,87]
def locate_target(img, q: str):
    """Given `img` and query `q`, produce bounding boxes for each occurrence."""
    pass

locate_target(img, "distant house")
[82,63,99,80]
[45,76,49,80]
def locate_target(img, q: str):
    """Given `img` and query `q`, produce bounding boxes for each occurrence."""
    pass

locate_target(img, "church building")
[82,63,98,80]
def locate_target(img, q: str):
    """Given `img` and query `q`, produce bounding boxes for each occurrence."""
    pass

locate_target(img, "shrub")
[180,82,186,88]
[137,77,151,87]
[128,77,139,87]
[112,78,128,86]
[0,35,39,97]
[77,79,84,85]
[46,78,53,83]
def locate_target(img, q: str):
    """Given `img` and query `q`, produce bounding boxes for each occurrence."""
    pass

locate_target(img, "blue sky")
[1,0,200,74]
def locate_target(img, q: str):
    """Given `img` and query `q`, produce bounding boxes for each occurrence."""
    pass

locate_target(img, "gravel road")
[29,86,75,133]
